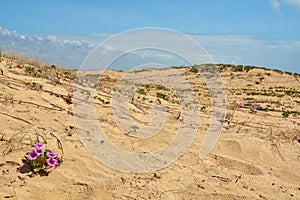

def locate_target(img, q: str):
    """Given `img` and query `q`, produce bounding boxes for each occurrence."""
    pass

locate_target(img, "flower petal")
[33,142,44,148]
[27,149,38,160]
[46,157,57,167]
[46,151,57,158]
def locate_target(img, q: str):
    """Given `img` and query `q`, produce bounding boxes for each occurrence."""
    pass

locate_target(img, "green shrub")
[137,88,146,95]
[25,66,35,73]
[156,92,167,100]
[156,84,169,91]
[282,111,290,118]
[232,65,244,72]
[244,65,255,72]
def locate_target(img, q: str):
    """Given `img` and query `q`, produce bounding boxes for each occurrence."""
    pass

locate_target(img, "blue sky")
[1,0,300,38]
[0,0,300,72]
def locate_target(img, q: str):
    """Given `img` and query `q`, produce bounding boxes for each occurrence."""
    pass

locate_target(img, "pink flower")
[46,157,57,167]
[35,147,44,155]
[250,104,258,111]
[272,105,277,110]
[236,102,243,107]
[27,149,38,160]
[47,151,57,158]
[33,142,44,148]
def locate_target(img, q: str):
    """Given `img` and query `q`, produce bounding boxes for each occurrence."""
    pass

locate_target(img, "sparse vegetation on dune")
[0,54,299,199]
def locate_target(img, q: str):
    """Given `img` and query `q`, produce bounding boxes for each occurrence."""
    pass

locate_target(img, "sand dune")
[0,57,299,199]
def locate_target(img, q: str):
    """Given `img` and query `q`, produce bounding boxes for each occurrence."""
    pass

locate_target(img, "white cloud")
[284,0,300,10]
[45,35,58,43]
[0,26,299,72]
[0,28,11,36]
[270,0,300,13]
[99,44,115,54]
[270,0,281,14]
[63,39,82,46]
[190,34,300,72]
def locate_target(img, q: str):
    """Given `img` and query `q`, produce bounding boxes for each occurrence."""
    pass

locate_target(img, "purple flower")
[27,149,39,160]
[271,105,277,110]
[35,147,44,155]
[47,151,57,158]
[236,102,243,107]
[33,142,44,148]
[244,101,249,105]
[250,104,258,111]
[46,157,57,167]
[260,104,266,109]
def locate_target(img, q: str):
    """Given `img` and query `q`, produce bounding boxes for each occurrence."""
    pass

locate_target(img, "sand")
[0,57,299,199]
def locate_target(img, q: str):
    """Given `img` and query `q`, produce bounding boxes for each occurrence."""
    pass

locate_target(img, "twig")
[50,132,64,160]
[41,98,64,111]
[212,175,230,182]
[234,174,243,183]
[19,100,63,111]
[0,111,32,124]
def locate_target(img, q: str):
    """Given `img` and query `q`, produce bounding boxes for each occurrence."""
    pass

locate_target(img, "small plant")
[156,92,167,100]
[200,106,207,111]
[137,88,146,95]
[232,65,244,72]
[25,66,35,74]
[144,84,151,89]
[250,104,258,113]
[236,102,243,108]
[169,95,177,104]
[244,65,254,72]
[25,142,59,173]
[282,111,290,118]
[156,84,170,91]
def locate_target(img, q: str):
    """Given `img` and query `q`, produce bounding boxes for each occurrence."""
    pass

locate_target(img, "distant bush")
[156,84,169,91]
[137,88,146,95]
[282,111,290,118]
[189,66,198,73]
[273,69,283,74]
[233,65,244,72]
[25,66,35,74]
[156,92,167,100]
[144,84,151,89]
[294,73,300,78]
[244,65,255,72]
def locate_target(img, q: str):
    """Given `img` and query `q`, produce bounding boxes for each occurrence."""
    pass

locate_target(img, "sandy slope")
[0,58,299,200]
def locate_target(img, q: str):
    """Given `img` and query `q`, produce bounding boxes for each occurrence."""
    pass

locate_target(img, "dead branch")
[50,132,64,160]
[0,111,32,125]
